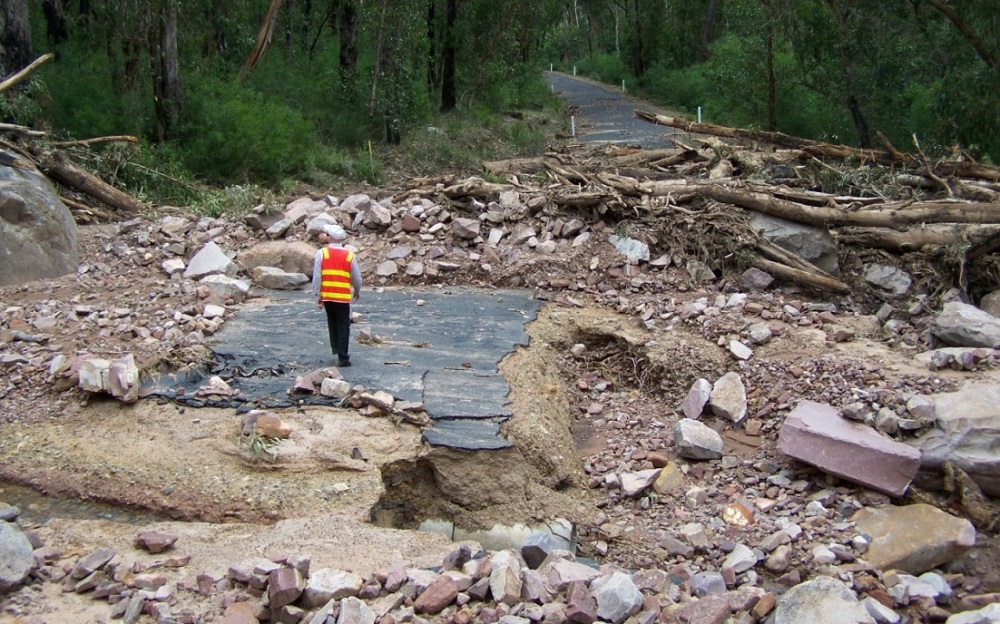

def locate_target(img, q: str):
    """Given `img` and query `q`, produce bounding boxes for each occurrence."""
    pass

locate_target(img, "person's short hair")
[324,223,348,241]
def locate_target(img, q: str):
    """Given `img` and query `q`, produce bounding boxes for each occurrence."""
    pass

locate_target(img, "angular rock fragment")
[778,400,921,497]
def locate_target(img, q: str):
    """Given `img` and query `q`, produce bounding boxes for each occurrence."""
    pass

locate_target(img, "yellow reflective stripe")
[321,269,351,278]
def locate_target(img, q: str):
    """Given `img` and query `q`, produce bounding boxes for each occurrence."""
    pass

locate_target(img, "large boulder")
[0,159,79,286]
[749,212,839,276]
[238,240,318,277]
[908,382,1000,496]
[933,302,1000,348]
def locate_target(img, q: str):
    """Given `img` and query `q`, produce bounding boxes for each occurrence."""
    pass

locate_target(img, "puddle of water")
[0,482,167,526]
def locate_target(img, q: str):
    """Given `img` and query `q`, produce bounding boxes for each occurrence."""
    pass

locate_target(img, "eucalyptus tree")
[1,0,32,81]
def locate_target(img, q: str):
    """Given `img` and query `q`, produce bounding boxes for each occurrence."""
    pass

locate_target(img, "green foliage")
[0,78,47,126]
[176,75,322,185]
[575,52,631,86]
[244,432,281,463]
[193,184,280,220]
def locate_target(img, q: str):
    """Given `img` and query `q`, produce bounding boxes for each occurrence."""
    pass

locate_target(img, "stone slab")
[777,400,921,497]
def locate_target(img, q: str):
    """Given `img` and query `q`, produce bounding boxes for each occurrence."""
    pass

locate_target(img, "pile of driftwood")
[465,110,1000,299]
[1,54,143,219]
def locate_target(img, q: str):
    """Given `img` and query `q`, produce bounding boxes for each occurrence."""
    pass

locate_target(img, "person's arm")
[312,250,323,303]
[350,257,363,301]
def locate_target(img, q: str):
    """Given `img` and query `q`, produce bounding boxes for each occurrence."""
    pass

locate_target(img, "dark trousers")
[323,301,352,361]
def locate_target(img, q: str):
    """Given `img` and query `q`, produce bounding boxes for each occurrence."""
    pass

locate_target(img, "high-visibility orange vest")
[319,247,354,302]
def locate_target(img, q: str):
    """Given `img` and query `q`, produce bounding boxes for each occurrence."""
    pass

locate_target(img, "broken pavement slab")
[143,287,541,450]
[777,400,921,497]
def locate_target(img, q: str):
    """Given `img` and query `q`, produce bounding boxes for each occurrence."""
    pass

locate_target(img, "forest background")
[0,0,997,214]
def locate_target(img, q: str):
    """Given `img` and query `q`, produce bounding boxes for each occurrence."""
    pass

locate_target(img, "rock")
[452,217,481,239]
[853,503,976,574]
[709,372,747,424]
[489,550,523,606]
[540,557,600,591]
[184,241,235,279]
[979,290,1000,318]
[749,212,839,275]
[0,521,33,593]
[269,567,304,609]
[320,378,352,399]
[772,577,875,623]
[135,531,177,554]
[376,260,398,277]
[728,340,753,360]
[218,601,257,624]
[0,161,79,287]
[609,235,649,263]
[864,264,913,295]
[682,378,712,419]
[199,275,251,303]
[522,532,568,570]
[686,260,715,283]
[739,267,774,291]
[162,257,185,275]
[777,400,921,497]
[861,596,900,624]
[620,469,661,496]
[909,382,1000,496]
[251,266,309,290]
[652,462,683,494]
[301,568,364,607]
[747,323,772,345]
[70,547,116,580]
[591,572,642,624]
[565,580,598,624]
[933,302,1000,348]
[339,596,377,624]
[722,544,757,574]
[946,603,1000,624]
[414,574,458,614]
[238,240,318,277]
[78,354,139,403]
[670,594,731,624]
[674,419,724,460]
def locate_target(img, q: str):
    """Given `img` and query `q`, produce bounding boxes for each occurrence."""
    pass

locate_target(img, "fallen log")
[836,224,1000,253]
[752,258,851,295]
[442,177,511,200]
[52,135,138,148]
[0,53,55,94]
[636,110,1000,182]
[37,151,143,213]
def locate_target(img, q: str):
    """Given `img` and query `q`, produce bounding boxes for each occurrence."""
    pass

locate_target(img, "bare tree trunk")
[42,0,69,44]
[440,0,457,112]
[699,0,721,62]
[0,0,32,81]
[152,4,181,142]
[339,0,358,78]
[826,0,872,148]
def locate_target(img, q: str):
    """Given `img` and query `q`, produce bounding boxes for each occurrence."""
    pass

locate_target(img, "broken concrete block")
[777,400,921,497]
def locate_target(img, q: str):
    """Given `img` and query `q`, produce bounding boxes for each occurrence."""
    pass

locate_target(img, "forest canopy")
[0,0,997,193]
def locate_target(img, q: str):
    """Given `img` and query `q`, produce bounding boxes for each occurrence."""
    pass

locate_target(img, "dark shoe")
[338,358,352,367]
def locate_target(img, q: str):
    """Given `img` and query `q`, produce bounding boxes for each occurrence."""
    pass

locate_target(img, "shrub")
[176,75,321,185]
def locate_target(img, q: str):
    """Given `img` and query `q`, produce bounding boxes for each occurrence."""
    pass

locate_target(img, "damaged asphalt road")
[143,286,542,450]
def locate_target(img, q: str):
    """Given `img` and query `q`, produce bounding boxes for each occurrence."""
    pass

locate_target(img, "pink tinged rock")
[709,372,747,424]
[401,214,422,232]
[777,400,921,496]
[566,581,598,624]
[682,378,712,419]
[670,594,731,624]
[414,574,459,614]
[338,596,377,624]
[852,503,976,575]
[255,412,292,439]
[71,547,116,580]
[541,558,600,591]
[268,567,304,610]
[135,531,178,555]
[489,551,523,606]
[620,469,661,497]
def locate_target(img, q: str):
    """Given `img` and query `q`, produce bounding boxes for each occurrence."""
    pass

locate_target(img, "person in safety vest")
[311,223,362,367]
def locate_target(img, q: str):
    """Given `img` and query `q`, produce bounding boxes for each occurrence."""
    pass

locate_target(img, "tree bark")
[152,4,181,142]
[38,151,144,213]
[0,53,54,94]
[0,0,32,81]
[42,0,69,44]
[636,111,1000,182]
[239,0,283,81]
[753,258,851,294]
[440,0,457,112]
[338,0,358,79]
